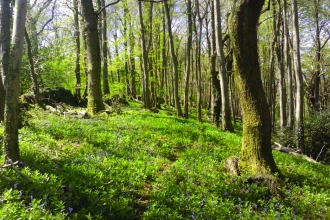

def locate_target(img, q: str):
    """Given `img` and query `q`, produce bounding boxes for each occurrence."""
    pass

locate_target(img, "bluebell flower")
[224,192,228,197]
[14,183,18,189]
[274,202,280,209]
[200,213,203,217]
[264,208,268,212]
[68,207,73,213]
[19,191,22,196]
[254,203,258,209]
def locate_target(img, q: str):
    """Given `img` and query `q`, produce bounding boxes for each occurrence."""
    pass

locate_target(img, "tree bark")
[214,0,233,131]
[81,0,105,114]
[283,0,293,129]
[164,1,183,117]
[210,0,221,126]
[3,0,27,162]
[312,0,321,111]
[291,0,304,149]
[0,0,11,123]
[183,0,192,119]
[277,0,287,128]
[138,1,151,109]
[73,0,81,100]
[229,0,279,174]
[24,29,43,108]
[101,0,110,95]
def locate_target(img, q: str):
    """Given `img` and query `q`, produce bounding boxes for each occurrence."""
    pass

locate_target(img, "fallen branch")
[316,145,325,162]
[272,142,317,163]
[1,160,33,182]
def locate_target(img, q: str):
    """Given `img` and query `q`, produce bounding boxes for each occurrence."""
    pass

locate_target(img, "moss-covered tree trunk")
[229,0,279,174]
[81,0,104,115]
[0,0,11,123]
[3,0,27,162]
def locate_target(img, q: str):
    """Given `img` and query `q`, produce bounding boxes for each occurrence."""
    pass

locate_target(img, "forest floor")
[0,102,329,219]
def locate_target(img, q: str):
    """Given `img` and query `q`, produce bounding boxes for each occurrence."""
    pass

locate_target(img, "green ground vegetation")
[0,103,329,219]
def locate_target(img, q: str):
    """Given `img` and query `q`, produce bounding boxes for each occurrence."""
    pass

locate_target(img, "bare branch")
[96,0,121,15]
[36,0,57,36]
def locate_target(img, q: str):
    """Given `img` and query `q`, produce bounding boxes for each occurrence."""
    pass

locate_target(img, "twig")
[2,160,33,182]
[316,145,325,162]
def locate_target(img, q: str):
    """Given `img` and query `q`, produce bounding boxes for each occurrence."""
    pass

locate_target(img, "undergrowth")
[0,104,329,219]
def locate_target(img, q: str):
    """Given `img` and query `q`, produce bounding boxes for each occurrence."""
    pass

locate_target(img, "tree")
[292,0,304,149]
[73,0,81,100]
[0,0,11,123]
[2,0,27,162]
[164,0,183,117]
[214,0,233,131]
[81,0,105,114]
[138,0,152,109]
[25,0,56,107]
[183,0,192,119]
[101,0,110,95]
[229,0,279,174]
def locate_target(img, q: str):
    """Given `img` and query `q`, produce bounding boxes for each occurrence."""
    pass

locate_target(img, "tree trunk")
[24,29,43,108]
[164,1,183,117]
[292,0,304,149]
[0,0,11,123]
[276,0,287,129]
[283,0,293,129]
[129,11,136,98]
[124,5,130,97]
[229,0,279,174]
[183,0,192,119]
[101,0,110,95]
[214,0,233,131]
[313,0,321,111]
[210,0,221,126]
[138,1,151,109]
[73,0,81,100]
[81,0,104,115]
[3,0,27,162]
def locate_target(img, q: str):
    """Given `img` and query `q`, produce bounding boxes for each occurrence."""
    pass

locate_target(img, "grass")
[0,103,329,219]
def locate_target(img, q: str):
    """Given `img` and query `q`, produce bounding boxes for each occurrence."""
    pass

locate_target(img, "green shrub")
[304,110,330,163]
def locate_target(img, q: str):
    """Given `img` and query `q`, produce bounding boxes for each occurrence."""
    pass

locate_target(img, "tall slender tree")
[73,0,81,100]
[292,0,304,149]
[229,0,279,174]
[183,0,192,119]
[164,0,183,117]
[81,0,105,114]
[0,0,11,123]
[138,0,152,109]
[101,0,110,95]
[214,0,233,131]
[3,0,27,162]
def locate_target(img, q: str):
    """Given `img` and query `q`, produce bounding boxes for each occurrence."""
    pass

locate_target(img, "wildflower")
[274,202,280,209]
[291,208,295,214]
[202,197,206,201]
[224,192,228,197]
[264,208,268,212]
[19,191,23,196]
[200,213,203,217]
[39,205,43,210]
[14,183,18,189]
[254,203,258,209]
[68,207,73,213]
